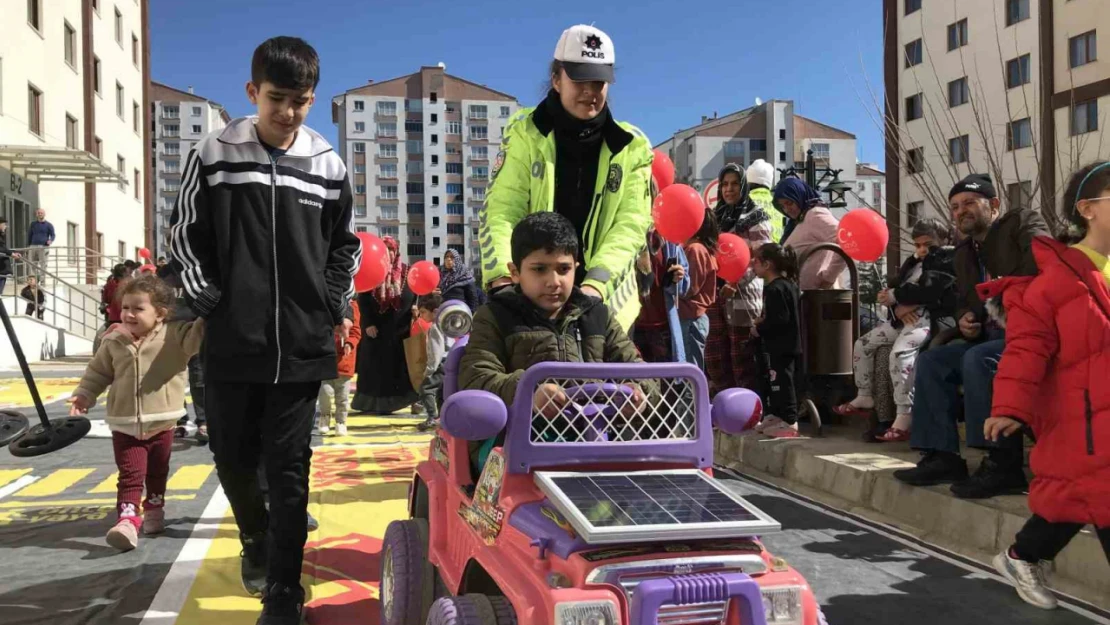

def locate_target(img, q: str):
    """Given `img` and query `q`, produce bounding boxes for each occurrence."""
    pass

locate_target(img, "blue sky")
[150,0,885,164]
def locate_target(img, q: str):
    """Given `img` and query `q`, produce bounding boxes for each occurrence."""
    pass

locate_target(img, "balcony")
[377,195,400,203]
[468,135,489,143]
[160,111,180,120]
[468,195,486,205]
[161,187,180,196]
[468,156,489,165]
[376,174,399,183]
[160,169,181,178]
[468,175,489,184]
[468,111,488,121]
[376,132,399,141]
[374,111,398,121]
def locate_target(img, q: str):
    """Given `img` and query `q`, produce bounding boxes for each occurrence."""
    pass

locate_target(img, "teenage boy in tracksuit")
[169,37,361,625]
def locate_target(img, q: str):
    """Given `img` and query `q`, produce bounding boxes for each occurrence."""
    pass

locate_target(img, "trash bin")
[797,243,859,377]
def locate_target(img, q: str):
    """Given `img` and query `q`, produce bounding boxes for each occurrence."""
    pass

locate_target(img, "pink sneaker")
[106,519,139,551]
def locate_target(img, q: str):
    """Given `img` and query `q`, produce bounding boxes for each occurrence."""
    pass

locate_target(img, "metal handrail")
[3,255,105,340]
[11,245,128,285]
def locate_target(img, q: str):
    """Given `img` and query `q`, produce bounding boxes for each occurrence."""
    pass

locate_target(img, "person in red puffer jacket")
[317,299,362,437]
[979,161,1110,611]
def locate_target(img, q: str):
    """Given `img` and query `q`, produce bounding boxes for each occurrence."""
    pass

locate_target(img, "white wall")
[0,302,94,368]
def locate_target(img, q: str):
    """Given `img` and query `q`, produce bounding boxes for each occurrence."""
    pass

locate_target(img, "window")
[93,56,102,95]
[907,201,923,225]
[164,124,179,136]
[1071,99,1099,135]
[500,106,511,117]
[132,34,139,66]
[65,114,78,148]
[27,84,43,137]
[191,106,201,116]
[447,223,465,235]
[751,139,767,152]
[472,166,489,179]
[446,183,463,195]
[430,92,437,103]
[406,99,423,113]
[472,146,488,159]
[354,184,367,194]
[380,226,399,238]
[353,142,366,153]
[1069,31,1097,68]
[66,223,80,262]
[432,197,440,207]
[165,159,180,173]
[376,101,395,115]
[407,203,423,215]
[356,225,369,234]
[379,164,397,178]
[117,155,126,191]
[811,143,830,160]
[163,181,180,193]
[406,140,423,154]
[446,203,464,215]
[378,143,396,157]
[947,18,968,51]
[948,135,969,164]
[354,121,365,133]
[406,182,425,194]
[406,161,423,174]
[948,77,969,107]
[1007,181,1033,210]
[116,82,125,118]
[405,120,423,133]
[163,105,179,118]
[447,121,461,134]
[1007,118,1032,150]
[353,163,365,174]
[470,187,486,200]
[469,105,487,119]
[355,205,367,218]
[430,134,439,145]
[114,7,123,44]
[446,102,457,113]
[470,126,488,140]
[1006,54,1031,88]
[724,141,745,157]
[430,113,438,124]
[164,142,179,155]
[446,162,463,174]
[445,144,459,154]
[1006,0,1029,25]
[905,93,923,121]
[380,185,398,199]
[134,169,140,199]
[191,124,201,134]
[28,0,43,31]
[63,21,77,67]
[904,38,922,68]
[431,175,440,186]
[380,207,397,219]
[778,151,787,162]
[377,122,397,137]
[431,155,438,165]
[408,244,426,257]
[353,100,364,112]
[905,0,921,15]
[133,102,140,132]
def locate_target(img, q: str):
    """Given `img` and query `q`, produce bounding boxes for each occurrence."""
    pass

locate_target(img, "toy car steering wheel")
[558,383,636,442]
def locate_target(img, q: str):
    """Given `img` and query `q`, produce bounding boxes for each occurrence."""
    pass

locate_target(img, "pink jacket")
[784,207,845,290]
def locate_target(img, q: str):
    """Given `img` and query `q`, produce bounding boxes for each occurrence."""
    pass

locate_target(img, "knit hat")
[948,173,996,200]
[746,159,775,188]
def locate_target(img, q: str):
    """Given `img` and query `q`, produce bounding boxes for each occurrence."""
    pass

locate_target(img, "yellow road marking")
[0,494,196,509]
[15,468,95,497]
[0,468,32,489]
[89,472,118,494]
[167,464,215,491]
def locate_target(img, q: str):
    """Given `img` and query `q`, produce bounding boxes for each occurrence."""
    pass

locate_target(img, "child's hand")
[343,342,354,357]
[668,264,686,284]
[619,384,647,417]
[877,289,893,306]
[336,318,353,342]
[984,416,1023,442]
[719,284,737,298]
[68,395,90,416]
[533,383,568,419]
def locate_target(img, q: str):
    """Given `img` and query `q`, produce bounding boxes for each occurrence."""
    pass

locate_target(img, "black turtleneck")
[543,90,608,280]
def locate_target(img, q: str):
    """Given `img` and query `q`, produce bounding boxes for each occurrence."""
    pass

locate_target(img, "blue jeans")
[909,334,1021,455]
[681,315,710,371]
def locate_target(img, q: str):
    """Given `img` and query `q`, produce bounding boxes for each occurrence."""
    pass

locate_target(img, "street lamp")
[778,149,850,208]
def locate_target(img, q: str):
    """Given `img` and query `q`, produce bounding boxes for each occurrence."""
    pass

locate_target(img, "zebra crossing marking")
[16,468,96,497]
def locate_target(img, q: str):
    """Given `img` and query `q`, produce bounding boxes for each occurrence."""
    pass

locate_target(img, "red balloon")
[652,149,675,192]
[354,232,391,293]
[837,209,889,262]
[139,247,151,260]
[408,260,441,296]
[716,233,752,283]
[652,184,705,244]
[139,264,157,274]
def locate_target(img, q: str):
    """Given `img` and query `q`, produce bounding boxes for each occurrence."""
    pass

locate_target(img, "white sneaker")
[316,414,331,436]
[335,422,348,437]
[754,415,785,434]
[993,550,1058,610]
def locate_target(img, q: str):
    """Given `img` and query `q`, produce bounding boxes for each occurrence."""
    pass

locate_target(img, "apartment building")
[884,0,1109,256]
[654,100,877,218]
[149,81,229,258]
[332,65,520,269]
[0,0,151,276]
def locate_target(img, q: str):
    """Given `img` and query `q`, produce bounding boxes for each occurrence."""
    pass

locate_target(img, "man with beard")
[894,174,1048,498]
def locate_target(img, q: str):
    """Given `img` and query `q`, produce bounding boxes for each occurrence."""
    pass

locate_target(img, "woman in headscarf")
[705,164,774,396]
[352,237,419,414]
[436,249,481,312]
[773,177,846,290]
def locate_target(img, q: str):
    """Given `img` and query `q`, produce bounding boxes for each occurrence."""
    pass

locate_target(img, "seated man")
[459,212,646,470]
[894,174,1048,498]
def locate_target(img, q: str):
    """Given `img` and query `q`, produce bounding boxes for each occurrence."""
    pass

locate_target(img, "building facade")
[654,100,876,219]
[0,0,151,277]
[332,65,520,268]
[149,81,229,258]
[884,0,1109,266]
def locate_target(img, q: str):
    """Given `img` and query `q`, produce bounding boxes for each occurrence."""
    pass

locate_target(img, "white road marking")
[0,475,39,500]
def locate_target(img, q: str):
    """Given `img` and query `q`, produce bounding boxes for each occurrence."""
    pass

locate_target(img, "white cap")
[553,25,616,83]
[746,159,776,188]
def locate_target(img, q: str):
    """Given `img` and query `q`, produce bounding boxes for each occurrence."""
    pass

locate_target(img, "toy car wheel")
[381,519,436,625]
[426,594,517,625]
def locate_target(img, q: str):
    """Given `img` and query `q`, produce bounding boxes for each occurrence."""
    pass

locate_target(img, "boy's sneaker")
[993,550,1058,610]
[195,424,208,444]
[754,415,785,434]
[257,582,305,625]
[892,452,968,486]
[306,510,319,533]
[106,519,139,552]
[763,420,800,438]
[240,531,268,596]
[335,422,348,437]
[142,507,165,535]
[417,416,439,432]
[316,413,331,436]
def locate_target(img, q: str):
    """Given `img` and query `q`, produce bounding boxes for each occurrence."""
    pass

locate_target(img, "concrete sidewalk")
[715,426,1110,609]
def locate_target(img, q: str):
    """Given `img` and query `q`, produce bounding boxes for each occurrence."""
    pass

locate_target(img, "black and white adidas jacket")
[169,117,362,384]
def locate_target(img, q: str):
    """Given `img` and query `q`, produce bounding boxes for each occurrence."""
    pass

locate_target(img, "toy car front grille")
[620,575,729,625]
[530,377,698,443]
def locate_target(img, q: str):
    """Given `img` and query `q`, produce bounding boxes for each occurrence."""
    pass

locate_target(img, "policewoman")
[480,25,654,330]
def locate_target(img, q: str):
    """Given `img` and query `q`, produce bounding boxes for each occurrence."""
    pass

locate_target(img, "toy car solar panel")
[534,470,781,544]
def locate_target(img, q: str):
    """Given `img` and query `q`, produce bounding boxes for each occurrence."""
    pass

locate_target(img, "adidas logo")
[299,197,323,209]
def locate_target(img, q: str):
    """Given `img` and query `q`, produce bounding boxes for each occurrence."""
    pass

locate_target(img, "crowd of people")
[58,26,1109,625]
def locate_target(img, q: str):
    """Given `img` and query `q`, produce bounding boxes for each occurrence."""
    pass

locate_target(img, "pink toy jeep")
[381,336,826,625]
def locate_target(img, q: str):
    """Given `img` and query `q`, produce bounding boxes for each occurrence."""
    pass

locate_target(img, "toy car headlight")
[555,600,619,625]
[761,586,803,625]
[436,300,472,339]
